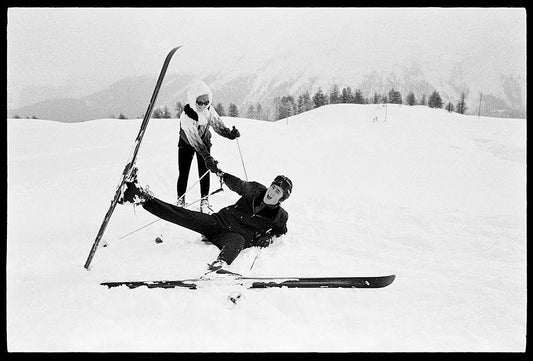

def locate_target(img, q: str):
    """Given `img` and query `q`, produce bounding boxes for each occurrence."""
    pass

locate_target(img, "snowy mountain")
[9,49,526,122]
[7,104,526,351]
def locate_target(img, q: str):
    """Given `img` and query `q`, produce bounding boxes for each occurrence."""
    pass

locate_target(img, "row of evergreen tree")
[272,86,468,120]
[110,85,468,121]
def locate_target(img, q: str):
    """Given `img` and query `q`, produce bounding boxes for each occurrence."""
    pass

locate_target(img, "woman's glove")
[204,155,220,173]
[228,126,240,139]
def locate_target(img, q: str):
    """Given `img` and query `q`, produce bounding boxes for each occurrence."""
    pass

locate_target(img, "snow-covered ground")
[7,104,526,351]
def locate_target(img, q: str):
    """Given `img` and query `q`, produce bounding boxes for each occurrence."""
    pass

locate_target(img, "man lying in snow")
[118,169,293,272]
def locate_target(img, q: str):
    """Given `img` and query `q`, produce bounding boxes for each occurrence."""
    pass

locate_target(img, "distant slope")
[9,98,104,123]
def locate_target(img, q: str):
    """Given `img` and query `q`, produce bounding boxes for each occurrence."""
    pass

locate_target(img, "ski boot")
[200,197,214,214]
[203,259,241,279]
[176,196,186,207]
[206,259,228,272]
[118,174,153,205]
[199,234,210,243]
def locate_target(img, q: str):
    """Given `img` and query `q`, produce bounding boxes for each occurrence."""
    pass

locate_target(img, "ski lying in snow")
[84,46,182,270]
[101,274,395,290]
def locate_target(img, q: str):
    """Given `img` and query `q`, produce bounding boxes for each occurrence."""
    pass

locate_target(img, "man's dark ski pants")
[143,197,245,264]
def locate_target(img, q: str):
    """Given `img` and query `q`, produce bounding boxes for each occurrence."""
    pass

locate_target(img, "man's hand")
[256,235,273,248]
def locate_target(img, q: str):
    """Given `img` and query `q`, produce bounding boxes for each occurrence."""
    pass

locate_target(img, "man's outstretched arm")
[218,171,248,196]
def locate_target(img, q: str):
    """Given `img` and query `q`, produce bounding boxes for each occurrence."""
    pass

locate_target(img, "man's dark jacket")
[214,173,288,247]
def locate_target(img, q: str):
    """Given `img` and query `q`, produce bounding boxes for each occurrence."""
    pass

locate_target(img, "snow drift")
[7,104,526,351]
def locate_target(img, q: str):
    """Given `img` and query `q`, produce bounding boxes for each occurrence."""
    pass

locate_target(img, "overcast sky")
[7,7,526,96]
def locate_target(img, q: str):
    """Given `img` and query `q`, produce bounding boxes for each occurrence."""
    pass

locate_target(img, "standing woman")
[178,80,240,213]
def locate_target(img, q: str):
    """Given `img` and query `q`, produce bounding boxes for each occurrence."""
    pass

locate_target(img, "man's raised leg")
[142,197,223,237]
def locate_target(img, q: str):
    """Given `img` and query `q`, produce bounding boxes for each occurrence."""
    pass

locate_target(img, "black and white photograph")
[6,7,526,352]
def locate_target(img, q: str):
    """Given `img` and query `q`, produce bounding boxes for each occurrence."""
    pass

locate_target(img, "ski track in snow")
[7,104,526,351]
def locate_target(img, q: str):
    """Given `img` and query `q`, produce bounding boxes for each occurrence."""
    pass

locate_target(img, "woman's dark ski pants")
[177,146,209,199]
[143,197,245,264]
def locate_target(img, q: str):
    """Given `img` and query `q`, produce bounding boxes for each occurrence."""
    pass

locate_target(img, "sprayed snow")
[7,104,526,351]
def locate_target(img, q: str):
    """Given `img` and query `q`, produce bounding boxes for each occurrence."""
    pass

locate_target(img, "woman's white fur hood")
[187,80,213,112]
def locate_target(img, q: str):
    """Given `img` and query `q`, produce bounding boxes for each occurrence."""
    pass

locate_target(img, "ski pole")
[236,139,248,181]
[250,228,273,270]
[119,218,161,239]
[250,248,261,270]
[185,186,224,208]
[177,170,210,204]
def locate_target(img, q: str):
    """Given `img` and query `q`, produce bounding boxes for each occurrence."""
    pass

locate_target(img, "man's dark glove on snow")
[256,235,273,248]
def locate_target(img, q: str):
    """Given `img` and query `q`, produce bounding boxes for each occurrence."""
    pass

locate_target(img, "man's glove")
[228,126,240,140]
[204,155,220,173]
[256,235,273,248]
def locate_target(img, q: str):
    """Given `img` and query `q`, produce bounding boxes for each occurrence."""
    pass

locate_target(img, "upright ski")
[84,46,182,270]
[101,274,396,290]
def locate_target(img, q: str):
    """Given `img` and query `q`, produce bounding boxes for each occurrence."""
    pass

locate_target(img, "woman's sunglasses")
[196,100,210,106]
